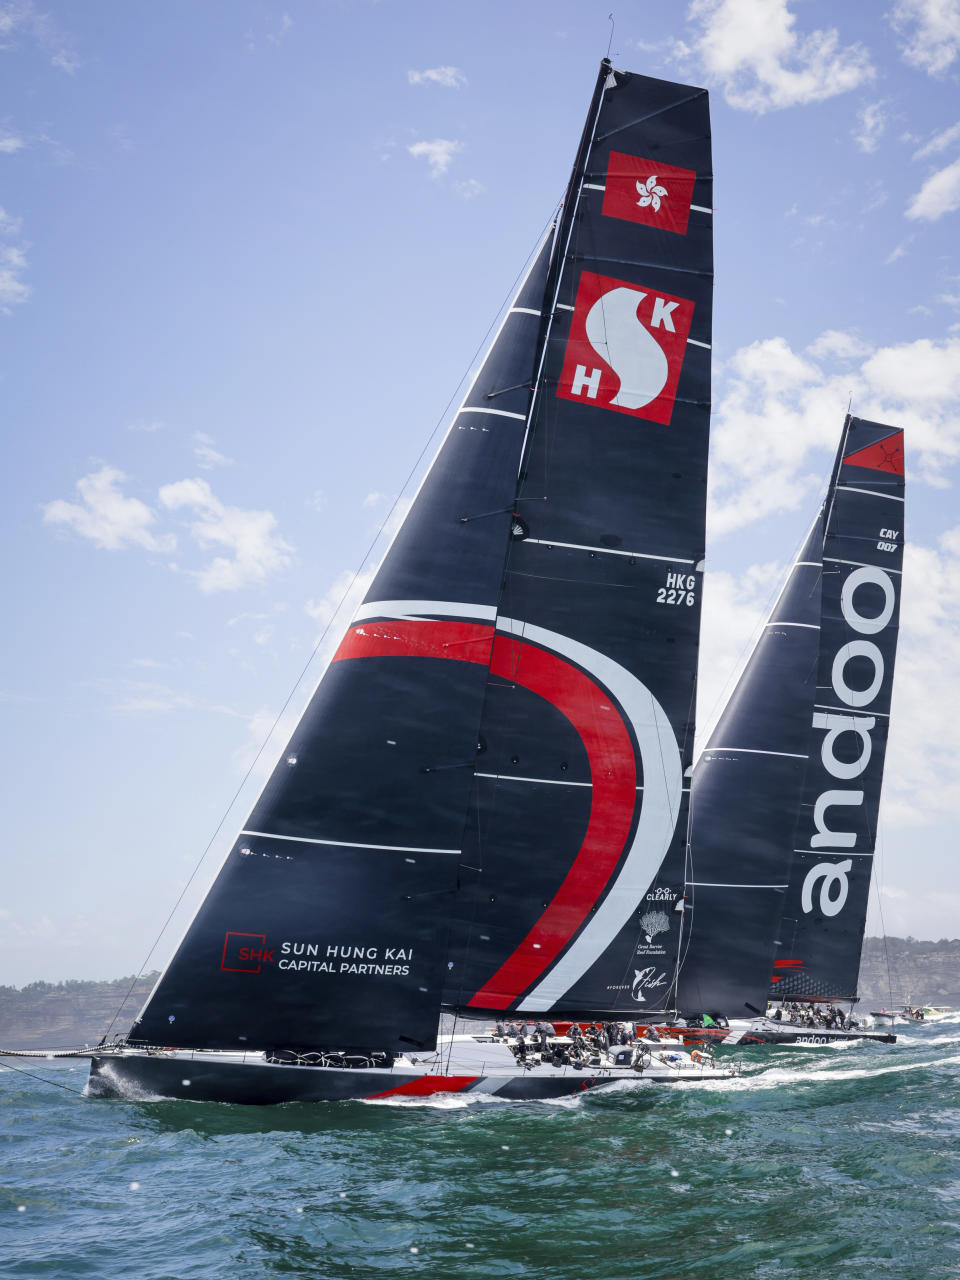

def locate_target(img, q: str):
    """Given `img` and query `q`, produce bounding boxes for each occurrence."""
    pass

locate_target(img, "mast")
[772,418,904,1002]
[443,66,714,1018]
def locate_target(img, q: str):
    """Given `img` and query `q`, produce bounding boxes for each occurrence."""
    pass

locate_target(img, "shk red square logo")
[221,931,273,973]
[601,152,698,236]
[557,271,694,425]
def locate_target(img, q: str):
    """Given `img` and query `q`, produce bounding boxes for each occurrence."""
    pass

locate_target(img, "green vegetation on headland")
[1,938,958,1049]
[0,973,160,1050]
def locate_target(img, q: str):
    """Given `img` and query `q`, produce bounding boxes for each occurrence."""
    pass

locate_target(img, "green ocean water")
[3,1023,960,1280]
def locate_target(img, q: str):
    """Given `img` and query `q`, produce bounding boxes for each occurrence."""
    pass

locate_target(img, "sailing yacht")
[87,60,736,1103]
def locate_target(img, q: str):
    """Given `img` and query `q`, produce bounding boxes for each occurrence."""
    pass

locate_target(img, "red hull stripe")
[468,634,637,1009]
[366,1074,480,1099]
[332,616,639,1014]
[844,431,904,475]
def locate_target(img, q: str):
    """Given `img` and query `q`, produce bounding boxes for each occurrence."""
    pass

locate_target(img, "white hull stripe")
[839,486,904,502]
[524,538,695,565]
[824,556,901,574]
[353,600,497,623]
[240,830,460,855]
[704,747,808,759]
[459,406,526,421]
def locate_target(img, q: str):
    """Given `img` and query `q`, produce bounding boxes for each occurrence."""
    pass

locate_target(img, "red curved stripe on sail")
[467,634,637,1009]
[333,620,495,666]
[333,618,638,1013]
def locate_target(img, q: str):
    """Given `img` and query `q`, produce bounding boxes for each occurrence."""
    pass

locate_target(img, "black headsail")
[675,506,827,1019]
[130,235,554,1054]
[772,417,904,1002]
[443,66,714,1018]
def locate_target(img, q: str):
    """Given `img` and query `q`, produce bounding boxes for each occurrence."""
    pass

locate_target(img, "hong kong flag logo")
[557,271,694,425]
[602,152,698,236]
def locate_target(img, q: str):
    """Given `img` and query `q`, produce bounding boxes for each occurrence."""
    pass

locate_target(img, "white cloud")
[890,0,960,75]
[913,119,960,160]
[0,205,28,311]
[708,332,960,536]
[0,130,24,153]
[805,329,871,360]
[193,432,234,470]
[407,65,467,88]
[688,0,874,112]
[408,138,463,178]
[853,101,887,153]
[885,236,913,264]
[158,477,293,593]
[362,490,384,508]
[0,1,78,72]
[126,419,164,433]
[455,178,485,200]
[266,13,292,46]
[906,155,960,220]
[43,466,176,552]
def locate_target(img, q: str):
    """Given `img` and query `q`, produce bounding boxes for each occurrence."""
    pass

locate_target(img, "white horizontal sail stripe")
[764,622,819,629]
[475,772,592,788]
[556,303,575,311]
[687,882,787,889]
[794,561,820,568]
[458,406,526,421]
[524,537,695,565]
[813,702,889,718]
[509,306,541,316]
[793,849,873,857]
[687,338,711,349]
[582,182,606,191]
[240,830,460,855]
[704,747,808,758]
[839,486,904,502]
[352,600,497,623]
[690,204,712,213]
[495,616,683,1012]
[824,556,901,574]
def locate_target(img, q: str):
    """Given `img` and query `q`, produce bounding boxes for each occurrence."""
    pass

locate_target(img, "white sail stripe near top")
[823,556,902,574]
[687,338,711,349]
[764,622,819,629]
[690,204,712,213]
[704,748,808,759]
[241,830,461,855]
[814,702,890,718]
[475,772,593,788]
[793,849,874,857]
[492,616,683,1012]
[687,881,788,889]
[838,486,904,502]
[509,306,541,316]
[458,406,527,421]
[580,181,712,214]
[556,303,575,311]
[524,537,695,565]
[353,600,498,623]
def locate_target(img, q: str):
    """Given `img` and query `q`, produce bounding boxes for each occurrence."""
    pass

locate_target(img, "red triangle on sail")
[843,432,904,475]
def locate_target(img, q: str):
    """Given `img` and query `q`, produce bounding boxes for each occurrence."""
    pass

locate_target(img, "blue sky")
[3,0,960,985]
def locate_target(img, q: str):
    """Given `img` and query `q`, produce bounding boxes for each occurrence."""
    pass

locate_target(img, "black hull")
[87,1053,630,1104]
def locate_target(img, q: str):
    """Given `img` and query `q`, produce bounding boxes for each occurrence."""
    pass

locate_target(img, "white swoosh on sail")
[585,287,668,410]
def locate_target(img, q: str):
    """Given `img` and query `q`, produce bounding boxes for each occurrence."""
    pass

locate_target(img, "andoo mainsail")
[669,416,904,1048]
[86,61,732,1103]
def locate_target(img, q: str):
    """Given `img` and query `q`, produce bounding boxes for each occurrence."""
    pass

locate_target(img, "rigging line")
[0,1059,86,1096]
[102,216,560,1042]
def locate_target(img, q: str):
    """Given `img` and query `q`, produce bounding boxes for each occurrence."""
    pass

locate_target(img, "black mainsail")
[773,418,904,1002]
[443,69,714,1018]
[128,62,715,1054]
[675,508,827,1018]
